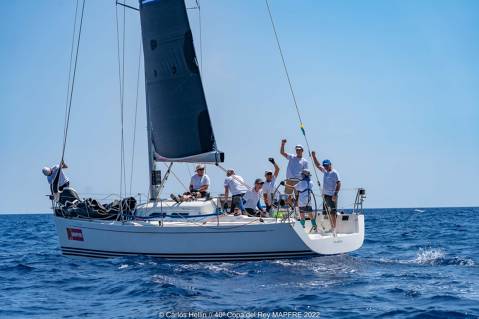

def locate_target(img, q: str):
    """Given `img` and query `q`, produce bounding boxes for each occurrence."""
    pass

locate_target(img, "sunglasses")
[197,168,205,171]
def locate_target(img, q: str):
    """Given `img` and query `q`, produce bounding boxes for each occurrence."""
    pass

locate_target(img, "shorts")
[299,206,313,212]
[284,179,299,195]
[183,190,210,199]
[323,195,337,214]
[230,193,245,213]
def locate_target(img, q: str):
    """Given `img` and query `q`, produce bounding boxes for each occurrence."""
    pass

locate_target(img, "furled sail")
[139,0,223,163]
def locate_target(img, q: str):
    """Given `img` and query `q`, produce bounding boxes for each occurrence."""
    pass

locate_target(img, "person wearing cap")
[171,164,211,202]
[189,164,210,198]
[294,169,317,231]
[280,139,308,201]
[262,158,280,213]
[244,178,266,217]
[42,161,70,193]
[312,151,341,228]
[223,169,248,215]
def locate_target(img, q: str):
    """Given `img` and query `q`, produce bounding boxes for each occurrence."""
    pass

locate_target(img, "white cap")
[42,167,52,176]
[301,169,311,177]
[295,144,304,150]
[195,164,205,171]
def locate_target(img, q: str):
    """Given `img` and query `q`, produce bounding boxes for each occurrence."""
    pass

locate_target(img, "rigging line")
[216,164,252,189]
[115,3,122,196]
[121,0,127,197]
[63,0,80,143]
[162,163,189,192]
[264,0,321,187]
[129,39,142,196]
[196,0,203,72]
[115,0,127,199]
[186,163,192,179]
[61,0,87,163]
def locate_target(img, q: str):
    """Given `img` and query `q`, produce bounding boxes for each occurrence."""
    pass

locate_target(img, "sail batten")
[139,0,222,163]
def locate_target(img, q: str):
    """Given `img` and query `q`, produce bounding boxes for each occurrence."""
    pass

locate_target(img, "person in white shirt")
[189,164,210,198]
[171,164,211,202]
[42,161,70,194]
[312,151,341,228]
[294,169,317,231]
[244,178,266,217]
[280,139,308,202]
[223,169,248,215]
[262,157,280,214]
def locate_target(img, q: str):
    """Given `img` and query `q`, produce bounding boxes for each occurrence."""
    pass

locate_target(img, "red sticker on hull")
[67,228,84,241]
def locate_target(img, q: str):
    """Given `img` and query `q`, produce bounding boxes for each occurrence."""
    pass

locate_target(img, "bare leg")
[309,212,317,231]
[299,211,305,228]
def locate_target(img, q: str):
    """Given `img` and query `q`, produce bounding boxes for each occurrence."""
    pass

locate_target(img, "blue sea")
[0,208,478,319]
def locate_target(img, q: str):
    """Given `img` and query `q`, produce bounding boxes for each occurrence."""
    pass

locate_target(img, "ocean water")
[0,208,478,319]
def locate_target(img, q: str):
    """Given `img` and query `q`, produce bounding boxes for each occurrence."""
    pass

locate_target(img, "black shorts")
[189,190,210,199]
[299,206,313,212]
[323,195,337,214]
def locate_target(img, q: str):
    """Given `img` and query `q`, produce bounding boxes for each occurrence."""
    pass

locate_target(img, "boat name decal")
[67,228,84,241]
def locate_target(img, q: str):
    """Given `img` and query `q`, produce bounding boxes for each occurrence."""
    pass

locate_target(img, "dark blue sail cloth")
[139,0,223,163]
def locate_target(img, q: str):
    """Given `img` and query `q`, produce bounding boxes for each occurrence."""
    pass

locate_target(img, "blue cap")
[322,159,331,166]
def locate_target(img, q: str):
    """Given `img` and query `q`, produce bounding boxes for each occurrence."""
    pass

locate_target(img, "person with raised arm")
[280,139,308,204]
[262,157,280,214]
[311,151,341,229]
[42,160,70,193]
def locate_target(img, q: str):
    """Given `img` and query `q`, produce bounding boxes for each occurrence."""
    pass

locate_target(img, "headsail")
[139,0,223,163]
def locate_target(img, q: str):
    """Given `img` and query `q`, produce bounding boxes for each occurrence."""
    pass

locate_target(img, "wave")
[414,247,446,264]
[379,248,476,267]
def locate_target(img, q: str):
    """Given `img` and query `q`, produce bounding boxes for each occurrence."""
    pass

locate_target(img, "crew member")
[312,151,341,229]
[294,169,317,231]
[262,158,280,213]
[189,164,210,198]
[42,161,70,193]
[223,169,248,215]
[280,139,308,204]
[244,178,266,217]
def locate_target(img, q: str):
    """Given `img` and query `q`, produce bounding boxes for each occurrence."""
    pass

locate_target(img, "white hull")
[54,214,364,261]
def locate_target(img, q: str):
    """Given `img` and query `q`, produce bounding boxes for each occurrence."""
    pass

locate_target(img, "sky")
[0,0,478,213]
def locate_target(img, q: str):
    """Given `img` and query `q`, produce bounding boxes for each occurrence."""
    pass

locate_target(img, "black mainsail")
[139,0,223,165]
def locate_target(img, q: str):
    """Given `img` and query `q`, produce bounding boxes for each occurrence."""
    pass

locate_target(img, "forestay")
[139,0,223,163]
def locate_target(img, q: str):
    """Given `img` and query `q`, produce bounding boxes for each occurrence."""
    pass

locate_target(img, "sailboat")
[52,0,366,261]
